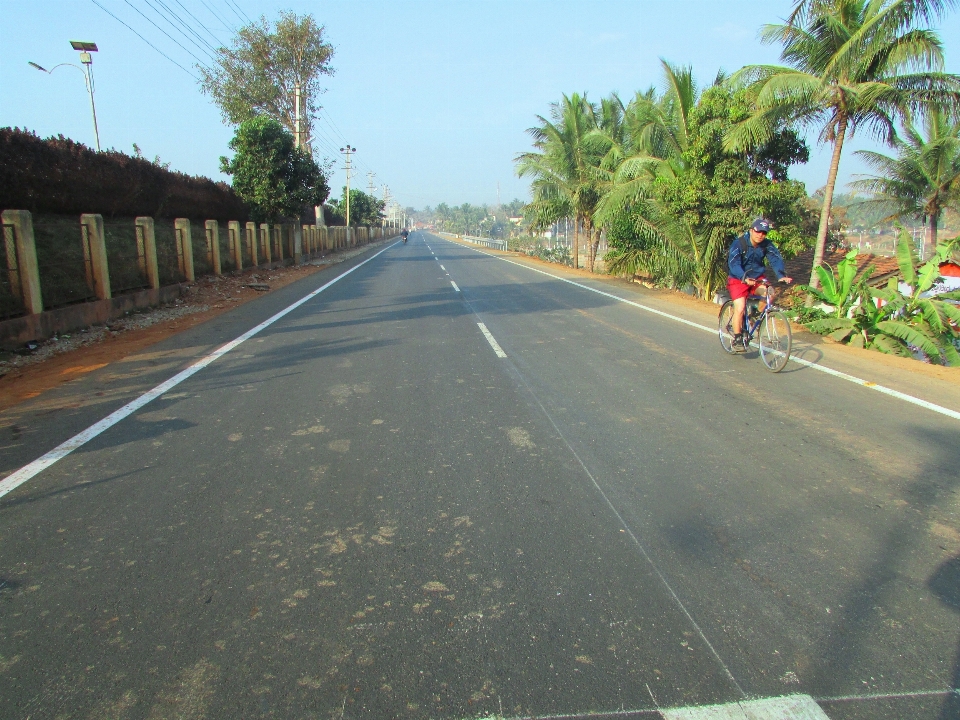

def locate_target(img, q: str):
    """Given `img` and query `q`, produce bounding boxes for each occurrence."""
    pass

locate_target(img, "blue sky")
[2,0,959,210]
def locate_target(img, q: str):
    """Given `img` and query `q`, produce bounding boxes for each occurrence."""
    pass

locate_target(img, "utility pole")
[294,81,301,148]
[340,145,356,241]
[367,171,376,196]
[497,181,501,208]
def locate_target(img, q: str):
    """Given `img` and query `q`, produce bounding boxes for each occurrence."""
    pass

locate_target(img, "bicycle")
[718,281,792,372]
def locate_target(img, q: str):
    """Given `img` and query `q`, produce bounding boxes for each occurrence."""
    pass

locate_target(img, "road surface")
[1,232,958,719]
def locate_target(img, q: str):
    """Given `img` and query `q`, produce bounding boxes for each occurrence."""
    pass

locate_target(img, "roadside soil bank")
[0,242,380,412]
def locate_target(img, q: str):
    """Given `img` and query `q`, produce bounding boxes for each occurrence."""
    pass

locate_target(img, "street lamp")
[29,40,101,151]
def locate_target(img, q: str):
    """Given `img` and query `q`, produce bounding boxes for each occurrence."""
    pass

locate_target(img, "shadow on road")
[808,423,960,716]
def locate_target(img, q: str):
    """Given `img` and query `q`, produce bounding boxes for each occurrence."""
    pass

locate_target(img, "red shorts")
[727,275,767,300]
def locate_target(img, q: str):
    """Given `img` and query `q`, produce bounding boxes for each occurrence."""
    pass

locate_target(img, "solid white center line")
[0,242,401,500]
[450,281,460,292]
[477,323,507,358]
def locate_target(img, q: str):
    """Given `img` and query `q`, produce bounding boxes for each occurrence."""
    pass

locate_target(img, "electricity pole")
[340,145,356,241]
[294,81,301,148]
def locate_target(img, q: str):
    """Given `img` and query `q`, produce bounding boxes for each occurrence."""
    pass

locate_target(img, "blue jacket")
[728,232,787,281]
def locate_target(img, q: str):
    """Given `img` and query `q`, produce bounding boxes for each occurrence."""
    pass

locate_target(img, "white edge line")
[443,239,960,423]
[477,322,507,358]
[450,281,460,292]
[0,242,401,500]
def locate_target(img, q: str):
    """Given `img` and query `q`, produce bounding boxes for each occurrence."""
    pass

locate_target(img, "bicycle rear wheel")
[718,301,737,354]
[758,310,792,372]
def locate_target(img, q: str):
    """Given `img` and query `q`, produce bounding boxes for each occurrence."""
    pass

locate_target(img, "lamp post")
[29,40,101,151]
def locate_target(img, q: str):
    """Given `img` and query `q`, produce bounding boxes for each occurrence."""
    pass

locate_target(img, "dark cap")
[751,218,771,233]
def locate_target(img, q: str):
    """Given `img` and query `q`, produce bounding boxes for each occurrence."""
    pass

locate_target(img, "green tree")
[199,12,335,152]
[327,188,385,226]
[851,109,960,256]
[726,0,960,296]
[219,117,329,223]
[597,64,809,299]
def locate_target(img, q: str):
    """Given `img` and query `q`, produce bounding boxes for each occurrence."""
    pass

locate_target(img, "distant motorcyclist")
[401,228,409,243]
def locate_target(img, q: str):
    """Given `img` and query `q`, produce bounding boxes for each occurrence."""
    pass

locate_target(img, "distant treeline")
[0,128,249,221]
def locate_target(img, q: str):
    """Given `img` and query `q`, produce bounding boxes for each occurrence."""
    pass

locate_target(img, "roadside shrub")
[0,127,249,221]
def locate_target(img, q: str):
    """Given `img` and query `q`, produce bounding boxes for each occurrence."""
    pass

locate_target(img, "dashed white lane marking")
[0,242,401,500]
[663,694,830,719]
[450,281,460,292]
[444,239,960,423]
[440,265,446,271]
[477,323,507,358]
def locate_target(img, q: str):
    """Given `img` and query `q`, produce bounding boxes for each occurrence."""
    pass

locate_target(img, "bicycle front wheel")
[718,301,737,354]
[758,311,792,372]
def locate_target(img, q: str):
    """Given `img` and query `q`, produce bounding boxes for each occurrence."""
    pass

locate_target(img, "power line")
[137,0,219,63]
[214,0,245,25]
[120,0,214,70]
[234,0,255,24]
[150,0,220,55]
[196,0,237,34]
[171,0,227,46]
[223,0,254,26]
[88,0,199,79]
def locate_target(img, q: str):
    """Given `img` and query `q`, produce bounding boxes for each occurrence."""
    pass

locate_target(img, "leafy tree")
[219,117,329,223]
[597,65,809,299]
[726,0,960,297]
[327,188,385,226]
[199,12,335,152]
[851,109,960,255]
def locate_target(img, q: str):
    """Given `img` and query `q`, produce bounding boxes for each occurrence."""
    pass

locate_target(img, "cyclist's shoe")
[733,333,748,353]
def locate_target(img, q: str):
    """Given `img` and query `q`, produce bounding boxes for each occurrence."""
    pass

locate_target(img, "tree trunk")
[590,228,599,273]
[807,117,848,305]
[928,212,938,259]
[573,214,580,269]
[586,219,595,272]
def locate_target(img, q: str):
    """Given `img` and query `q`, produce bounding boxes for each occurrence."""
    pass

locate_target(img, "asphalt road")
[1,231,958,720]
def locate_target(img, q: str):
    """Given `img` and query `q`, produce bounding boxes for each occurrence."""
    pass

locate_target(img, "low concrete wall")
[0,283,183,350]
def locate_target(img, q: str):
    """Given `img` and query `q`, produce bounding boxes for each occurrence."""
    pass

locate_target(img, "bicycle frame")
[742,284,776,341]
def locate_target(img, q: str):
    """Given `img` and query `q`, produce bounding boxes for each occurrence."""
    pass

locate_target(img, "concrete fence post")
[228,221,243,271]
[81,213,112,299]
[205,220,221,275]
[302,225,311,258]
[321,226,329,252]
[245,222,258,266]
[1,209,43,314]
[173,218,195,282]
[273,225,284,263]
[294,225,304,264]
[260,223,271,264]
[134,217,160,290]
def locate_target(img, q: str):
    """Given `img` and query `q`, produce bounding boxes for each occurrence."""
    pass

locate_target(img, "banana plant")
[802,248,867,319]
[806,233,960,364]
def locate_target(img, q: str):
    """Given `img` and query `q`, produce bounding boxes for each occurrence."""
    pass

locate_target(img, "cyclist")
[727,218,792,352]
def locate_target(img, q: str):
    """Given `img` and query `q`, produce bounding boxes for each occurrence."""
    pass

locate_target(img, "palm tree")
[851,109,960,256]
[725,0,960,293]
[516,93,605,270]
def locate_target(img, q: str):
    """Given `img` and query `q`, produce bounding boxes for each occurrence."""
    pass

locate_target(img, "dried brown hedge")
[0,128,249,221]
